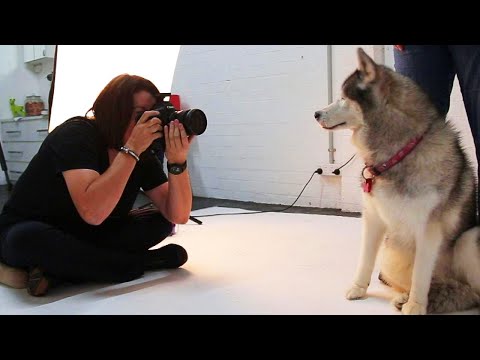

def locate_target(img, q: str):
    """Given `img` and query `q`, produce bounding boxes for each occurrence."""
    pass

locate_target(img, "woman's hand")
[125,110,163,155]
[164,119,195,164]
[394,45,405,52]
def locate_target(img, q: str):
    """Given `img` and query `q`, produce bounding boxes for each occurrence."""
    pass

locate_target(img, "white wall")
[0,45,473,213]
[173,45,372,212]
[173,45,328,208]
[0,45,54,185]
[174,45,474,213]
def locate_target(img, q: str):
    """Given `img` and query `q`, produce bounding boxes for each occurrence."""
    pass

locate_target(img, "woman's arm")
[144,168,192,224]
[145,119,194,224]
[62,110,163,225]
[62,152,137,225]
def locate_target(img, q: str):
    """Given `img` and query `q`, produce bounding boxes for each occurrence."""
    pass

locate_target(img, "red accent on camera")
[170,94,181,110]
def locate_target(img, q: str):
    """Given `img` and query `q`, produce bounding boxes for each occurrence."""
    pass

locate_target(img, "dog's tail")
[427,279,480,314]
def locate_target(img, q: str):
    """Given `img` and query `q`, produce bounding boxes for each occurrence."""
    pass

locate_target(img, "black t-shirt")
[0,117,167,229]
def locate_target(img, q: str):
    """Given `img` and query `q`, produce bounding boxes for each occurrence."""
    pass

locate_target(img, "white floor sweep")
[0,207,477,315]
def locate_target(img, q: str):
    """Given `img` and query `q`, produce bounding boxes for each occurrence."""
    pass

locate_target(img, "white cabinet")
[24,45,55,63]
[0,116,49,182]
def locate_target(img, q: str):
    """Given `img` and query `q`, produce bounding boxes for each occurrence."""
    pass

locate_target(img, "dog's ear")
[357,47,378,84]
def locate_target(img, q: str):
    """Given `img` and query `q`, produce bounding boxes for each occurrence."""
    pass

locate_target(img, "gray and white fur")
[314,48,480,314]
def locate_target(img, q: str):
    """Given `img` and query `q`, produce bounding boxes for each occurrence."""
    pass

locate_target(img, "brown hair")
[87,74,160,148]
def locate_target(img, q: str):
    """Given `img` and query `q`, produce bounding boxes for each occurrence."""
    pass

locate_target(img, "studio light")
[49,45,181,132]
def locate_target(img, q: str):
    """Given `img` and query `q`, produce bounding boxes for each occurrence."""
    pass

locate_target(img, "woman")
[0,74,194,296]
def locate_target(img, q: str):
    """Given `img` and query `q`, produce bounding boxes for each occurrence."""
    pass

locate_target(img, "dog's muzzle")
[314,111,330,128]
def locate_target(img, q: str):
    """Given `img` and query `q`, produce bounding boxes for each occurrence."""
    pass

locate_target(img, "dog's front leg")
[346,202,386,300]
[401,221,443,315]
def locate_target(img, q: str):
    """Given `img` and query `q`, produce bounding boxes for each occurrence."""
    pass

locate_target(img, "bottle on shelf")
[24,95,45,117]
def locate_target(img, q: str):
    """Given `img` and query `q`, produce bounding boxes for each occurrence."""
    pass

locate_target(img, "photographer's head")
[88,74,160,149]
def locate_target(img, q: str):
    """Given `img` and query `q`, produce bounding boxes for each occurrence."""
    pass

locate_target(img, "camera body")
[137,93,207,153]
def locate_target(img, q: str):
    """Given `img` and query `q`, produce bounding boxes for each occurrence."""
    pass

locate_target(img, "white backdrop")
[49,45,180,131]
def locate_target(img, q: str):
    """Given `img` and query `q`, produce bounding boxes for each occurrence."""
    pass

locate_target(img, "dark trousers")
[0,208,174,283]
[394,45,480,218]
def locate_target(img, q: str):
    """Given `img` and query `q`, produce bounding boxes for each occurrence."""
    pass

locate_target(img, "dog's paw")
[391,292,409,311]
[346,284,367,300]
[401,300,427,315]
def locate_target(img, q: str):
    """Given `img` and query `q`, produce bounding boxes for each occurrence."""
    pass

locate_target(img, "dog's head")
[315,47,437,136]
[315,47,388,131]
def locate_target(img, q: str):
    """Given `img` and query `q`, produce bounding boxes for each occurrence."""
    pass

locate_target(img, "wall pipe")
[327,45,335,164]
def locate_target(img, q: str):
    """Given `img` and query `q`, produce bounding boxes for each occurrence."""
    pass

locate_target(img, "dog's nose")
[314,111,323,120]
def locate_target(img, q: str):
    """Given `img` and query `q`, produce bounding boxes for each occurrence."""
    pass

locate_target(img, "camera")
[136,93,207,154]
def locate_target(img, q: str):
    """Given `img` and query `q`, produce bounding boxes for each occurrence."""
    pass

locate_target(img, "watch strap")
[167,161,187,174]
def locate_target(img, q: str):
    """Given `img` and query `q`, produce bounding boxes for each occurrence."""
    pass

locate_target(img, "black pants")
[0,208,174,283]
[394,45,480,217]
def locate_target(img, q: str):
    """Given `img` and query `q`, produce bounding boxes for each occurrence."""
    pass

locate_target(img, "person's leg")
[449,45,480,220]
[94,208,188,270]
[94,208,175,252]
[394,45,455,116]
[0,221,145,284]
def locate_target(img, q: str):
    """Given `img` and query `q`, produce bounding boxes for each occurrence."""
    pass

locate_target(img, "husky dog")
[315,48,480,314]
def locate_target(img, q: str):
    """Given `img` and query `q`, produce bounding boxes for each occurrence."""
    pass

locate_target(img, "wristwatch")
[167,161,187,175]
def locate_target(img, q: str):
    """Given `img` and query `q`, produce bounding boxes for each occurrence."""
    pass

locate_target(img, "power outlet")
[318,164,341,176]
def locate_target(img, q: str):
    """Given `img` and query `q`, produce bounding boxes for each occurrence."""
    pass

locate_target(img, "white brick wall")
[171,45,368,212]
[1,45,472,212]
[171,45,474,213]
[173,45,332,207]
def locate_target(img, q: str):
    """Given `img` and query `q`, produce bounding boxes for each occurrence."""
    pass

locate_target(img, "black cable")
[140,154,356,221]
[335,153,357,171]
[332,153,357,175]
[193,171,318,218]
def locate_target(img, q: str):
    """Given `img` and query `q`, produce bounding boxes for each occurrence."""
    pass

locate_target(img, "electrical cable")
[334,153,356,172]
[193,171,317,218]
[331,153,357,175]
[139,153,358,222]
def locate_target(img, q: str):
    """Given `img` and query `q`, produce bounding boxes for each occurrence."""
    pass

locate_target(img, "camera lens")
[178,109,207,136]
